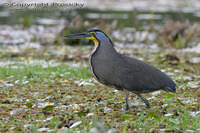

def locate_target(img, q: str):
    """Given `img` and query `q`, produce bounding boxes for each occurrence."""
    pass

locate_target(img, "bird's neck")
[93,39,118,59]
[88,39,100,80]
[93,39,98,48]
[88,37,118,81]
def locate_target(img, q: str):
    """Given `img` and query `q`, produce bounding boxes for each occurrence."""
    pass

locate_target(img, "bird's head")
[64,29,111,47]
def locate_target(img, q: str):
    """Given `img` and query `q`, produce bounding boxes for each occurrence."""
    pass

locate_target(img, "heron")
[64,29,176,110]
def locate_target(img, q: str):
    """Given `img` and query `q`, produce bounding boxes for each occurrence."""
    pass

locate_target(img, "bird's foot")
[146,104,150,109]
[145,101,150,108]
[125,104,129,111]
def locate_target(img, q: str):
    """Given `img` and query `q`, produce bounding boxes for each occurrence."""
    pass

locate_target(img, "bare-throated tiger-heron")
[64,29,176,110]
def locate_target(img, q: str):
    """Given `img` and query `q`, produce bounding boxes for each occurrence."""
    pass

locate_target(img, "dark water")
[76,8,200,27]
[0,6,199,27]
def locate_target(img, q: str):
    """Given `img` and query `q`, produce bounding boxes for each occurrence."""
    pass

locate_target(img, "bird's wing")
[118,55,176,93]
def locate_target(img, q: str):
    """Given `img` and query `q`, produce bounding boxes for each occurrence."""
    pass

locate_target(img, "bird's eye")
[90,32,96,36]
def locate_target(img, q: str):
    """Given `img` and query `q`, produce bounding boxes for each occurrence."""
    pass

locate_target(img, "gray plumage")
[64,29,176,110]
[91,31,176,93]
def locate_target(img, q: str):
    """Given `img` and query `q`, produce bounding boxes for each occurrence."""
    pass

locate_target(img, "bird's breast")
[89,51,123,89]
[88,40,100,80]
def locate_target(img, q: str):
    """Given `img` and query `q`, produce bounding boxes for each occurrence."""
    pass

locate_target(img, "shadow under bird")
[64,29,176,110]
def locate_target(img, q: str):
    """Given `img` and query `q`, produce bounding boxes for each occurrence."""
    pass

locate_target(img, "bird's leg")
[137,94,150,108]
[124,89,130,111]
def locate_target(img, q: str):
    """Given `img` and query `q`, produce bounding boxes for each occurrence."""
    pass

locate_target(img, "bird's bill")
[64,33,92,39]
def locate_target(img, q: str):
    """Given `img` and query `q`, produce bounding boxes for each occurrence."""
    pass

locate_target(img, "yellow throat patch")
[86,36,98,48]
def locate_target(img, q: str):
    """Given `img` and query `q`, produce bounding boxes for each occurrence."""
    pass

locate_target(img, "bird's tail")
[163,86,176,93]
